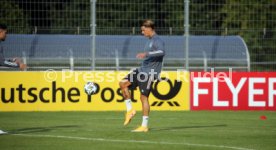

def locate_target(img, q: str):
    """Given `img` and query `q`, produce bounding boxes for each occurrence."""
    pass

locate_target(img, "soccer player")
[0,24,26,70]
[119,19,165,132]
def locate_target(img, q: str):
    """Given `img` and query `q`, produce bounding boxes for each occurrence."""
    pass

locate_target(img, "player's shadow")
[151,124,227,131]
[8,125,79,134]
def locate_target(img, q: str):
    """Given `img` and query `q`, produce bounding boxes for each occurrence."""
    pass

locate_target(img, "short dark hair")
[142,19,155,29]
[0,24,7,30]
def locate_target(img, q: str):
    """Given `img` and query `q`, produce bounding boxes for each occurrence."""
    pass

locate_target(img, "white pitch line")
[12,133,254,150]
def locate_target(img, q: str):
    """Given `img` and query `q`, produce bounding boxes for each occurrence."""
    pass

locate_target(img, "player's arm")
[3,59,19,67]
[136,49,165,59]
[146,39,165,57]
[0,55,17,67]
[0,57,27,70]
[136,40,165,59]
[136,50,164,59]
[146,49,165,57]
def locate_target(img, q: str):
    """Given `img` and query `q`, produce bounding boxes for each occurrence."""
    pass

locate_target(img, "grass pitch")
[0,111,275,150]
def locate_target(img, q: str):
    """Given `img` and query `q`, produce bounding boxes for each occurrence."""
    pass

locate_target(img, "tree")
[221,0,276,66]
[0,1,30,34]
[49,0,90,34]
[190,0,226,35]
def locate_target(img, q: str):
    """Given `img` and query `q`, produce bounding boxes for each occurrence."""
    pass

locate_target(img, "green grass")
[0,111,275,150]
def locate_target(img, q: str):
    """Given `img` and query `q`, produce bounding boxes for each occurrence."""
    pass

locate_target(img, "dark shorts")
[124,69,154,97]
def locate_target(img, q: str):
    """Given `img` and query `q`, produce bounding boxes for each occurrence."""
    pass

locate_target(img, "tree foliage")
[221,0,276,63]
[0,1,30,33]
[48,0,90,34]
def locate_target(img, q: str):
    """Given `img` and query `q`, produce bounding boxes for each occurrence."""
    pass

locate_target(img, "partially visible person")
[0,24,26,70]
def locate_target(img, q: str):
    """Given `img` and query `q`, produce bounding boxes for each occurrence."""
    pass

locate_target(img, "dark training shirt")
[138,34,165,79]
[0,41,19,68]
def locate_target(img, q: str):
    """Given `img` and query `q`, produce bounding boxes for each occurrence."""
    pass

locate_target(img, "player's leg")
[119,71,137,126]
[141,94,150,117]
[131,94,150,132]
[132,75,153,132]
[119,79,131,100]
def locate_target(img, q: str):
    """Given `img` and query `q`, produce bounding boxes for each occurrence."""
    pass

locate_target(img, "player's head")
[0,24,8,41]
[141,19,155,38]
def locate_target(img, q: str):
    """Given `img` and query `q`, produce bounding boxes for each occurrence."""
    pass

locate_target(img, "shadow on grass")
[7,125,80,134]
[151,124,227,131]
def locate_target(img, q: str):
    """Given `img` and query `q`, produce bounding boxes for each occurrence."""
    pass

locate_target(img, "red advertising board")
[190,72,276,110]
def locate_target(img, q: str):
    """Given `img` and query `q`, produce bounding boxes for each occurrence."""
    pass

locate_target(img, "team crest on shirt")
[149,41,153,48]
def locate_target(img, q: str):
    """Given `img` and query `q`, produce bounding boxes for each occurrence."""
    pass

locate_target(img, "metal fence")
[0,0,275,71]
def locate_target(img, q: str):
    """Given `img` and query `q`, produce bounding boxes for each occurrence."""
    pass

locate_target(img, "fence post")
[22,51,27,71]
[115,49,119,71]
[77,26,80,34]
[132,27,135,35]
[33,26,37,34]
[184,0,190,71]
[69,49,74,71]
[91,0,96,70]
[202,51,207,71]
[263,28,266,39]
